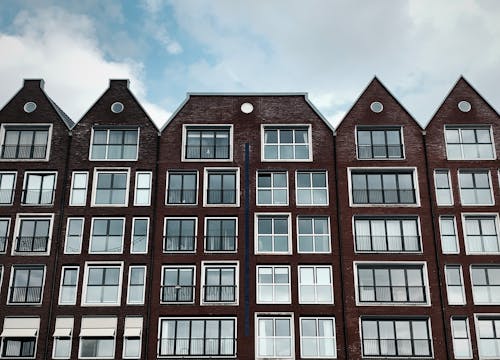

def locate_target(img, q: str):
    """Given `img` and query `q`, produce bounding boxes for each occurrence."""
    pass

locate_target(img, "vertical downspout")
[244,142,250,336]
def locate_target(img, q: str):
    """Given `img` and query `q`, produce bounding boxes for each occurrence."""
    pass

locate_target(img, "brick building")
[0,77,497,359]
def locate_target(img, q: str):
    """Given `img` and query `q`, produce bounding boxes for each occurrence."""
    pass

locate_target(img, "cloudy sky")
[0,0,499,128]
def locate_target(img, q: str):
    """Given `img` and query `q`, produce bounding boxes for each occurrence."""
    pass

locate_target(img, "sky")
[0,0,500,129]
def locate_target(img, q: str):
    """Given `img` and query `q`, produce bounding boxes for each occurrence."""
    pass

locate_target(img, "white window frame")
[88,217,125,254]
[255,313,294,360]
[295,170,329,206]
[21,171,57,206]
[64,217,84,254]
[354,261,431,306]
[89,126,139,161]
[163,217,197,253]
[458,170,494,206]
[0,218,11,253]
[131,217,149,254]
[474,314,500,359]
[122,317,142,359]
[355,125,405,160]
[445,265,466,305]
[0,317,40,359]
[348,167,421,207]
[445,125,496,160]
[470,265,500,305]
[201,261,239,306]
[127,265,146,305]
[256,265,291,304]
[204,216,238,253]
[165,170,199,206]
[134,171,152,206]
[78,316,117,359]
[12,213,54,256]
[434,169,453,206]
[7,265,46,305]
[69,171,89,206]
[298,265,334,304]
[0,171,16,205]
[439,216,459,254]
[91,168,130,207]
[81,262,123,307]
[299,317,337,359]
[462,213,500,255]
[160,265,196,304]
[181,124,234,162]
[256,171,289,206]
[297,216,331,254]
[0,123,52,162]
[255,213,292,255]
[261,124,313,162]
[52,317,74,359]
[58,266,79,305]
[451,317,472,359]
[203,167,240,207]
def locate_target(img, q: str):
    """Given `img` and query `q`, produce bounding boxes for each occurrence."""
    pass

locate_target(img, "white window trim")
[165,170,199,206]
[160,265,196,305]
[462,213,500,255]
[0,171,17,206]
[297,215,331,254]
[299,317,337,359]
[181,124,234,162]
[445,265,466,305]
[434,169,454,206]
[353,261,431,307]
[0,123,53,162]
[0,217,11,254]
[131,217,149,254]
[295,170,329,207]
[88,217,125,254]
[254,312,295,360]
[58,266,79,305]
[450,317,472,359]
[474,313,500,359]
[470,265,500,305]
[347,167,421,207]
[444,125,496,161]
[458,169,495,206]
[200,261,239,306]
[256,265,291,304]
[127,265,146,305]
[439,215,460,255]
[69,171,89,206]
[203,167,240,207]
[91,168,130,207]
[163,217,198,254]
[254,213,292,255]
[261,124,313,162]
[203,216,238,253]
[122,317,143,359]
[89,126,140,161]
[7,265,46,306]
[298,265,334,304]
[0,317,40,359]
[12,213,54,256]
[133,171,152,206]
[256,170,289,207]
[21,170,57,206]
[64,217,84,255]
[52,317,74,359]
[354,125,406,160]
[81,261,124,307]
[78,316,117,359]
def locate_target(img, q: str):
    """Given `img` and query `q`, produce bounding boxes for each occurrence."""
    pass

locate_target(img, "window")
[298,266,333,304]
[257,172,288,205]
[127,266,146,305]
[158,318,236,357]
[434,170,453,205]
[297,216,331,253]
[166,171,197,205]
[300,317,336,358]
[463,215,500,254]
[90,127,138,160]
[161,266,195,303]
[356,263,428,304]
[69,171,88,206]
[58,267,79,305]
[0,218,10,253]
[202,263,237,304]
[350,170,418,205]
[361,318,432,357]
[183,125,232,160]
[13,216,52,254]
[204,169,239,206]
[262,125,311,161]
[52,317,73,359]
[131,218,149,254]
[445,126,495,160]
[8,266,45,304]
[354,217,421,253]
[296,171,328,205]
[22,172,56,205]
[134,171,151,206]
[439,216,459,254]
[459,170,493,205]
[82,263,123,306]
[0,172,15,204]
[123,317,142,359]
[471,266,500,304]
[476,316,500,358]
[451,317,472,359]
[205,218,237,252]
[357,127,403,159]
[79,317,116,359]
[163,218,196,252]
[256,214,291,254]
[0,317,40,358]
[0,125,50,160]
[256,315,293,358]
[64,218,83,254]
[257,266,291,304]
[92,169,129,206]
[89,218,124,254]
[445,265,466,305]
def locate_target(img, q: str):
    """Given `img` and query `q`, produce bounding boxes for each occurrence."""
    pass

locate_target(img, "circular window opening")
[370,101,383,113]
[241,102,254,114]
[458,100,471,112]
[111,102,124,113]
[23,101,37,113]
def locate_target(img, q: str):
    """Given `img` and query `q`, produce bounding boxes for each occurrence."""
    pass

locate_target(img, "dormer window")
[90,127,139,161]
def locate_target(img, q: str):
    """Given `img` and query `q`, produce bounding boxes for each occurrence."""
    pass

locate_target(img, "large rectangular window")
[434,170,453,206]
[255,214,291,254]
[0,172,16,204]
[204,217,237,252]
[0,317,40,358]
[257,266,291,304]
[89,218,124,254]
[357,127,403,159]
[158,318,236,357]
[202,263,237,304]
[445,126,495,160]
[64,218,83,254]
[14,216,52,254]
[1,125,50,160]
[9,266,45,304]
[69,171,88,206]
[459,170,493,205]
[439,216,459,254]
[451,317,472,359]
[166,171,197,205]
[298,266,333,304]
[163,218,196,252]
[445,265,466,305]
[471,266,500,304]
[256,315,293,359]
[58,266,79,305]
[127,266,146,305]
[296,171,328,205]
[90,127,138,160]
[476,316,500,358]
[263,125,311,161]
[257,171,288,206]
[184,126,231,160]
[92,169,129,206]
[297,216,331,253]
[205,169,238,206]
[300,317,336,358]
[161,266,195,303]
[82,263,122,306]
[79,317,116,359]
[463,215,500,254]
[22,172,56,205]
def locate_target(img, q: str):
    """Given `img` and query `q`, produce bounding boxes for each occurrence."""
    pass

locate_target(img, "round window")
[458,100,471,112]
[23,101,37,113]
[111,102,124,113]
[370,101,383,113]
[241,102,254,114]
